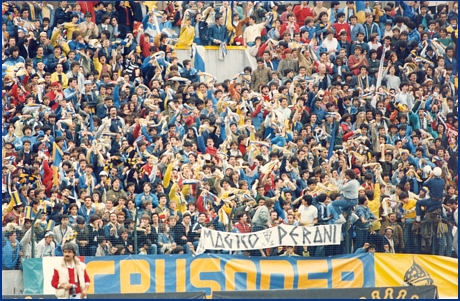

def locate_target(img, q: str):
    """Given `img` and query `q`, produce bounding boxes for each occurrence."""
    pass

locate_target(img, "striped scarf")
[218,42,228,61]
[358,75,370,89]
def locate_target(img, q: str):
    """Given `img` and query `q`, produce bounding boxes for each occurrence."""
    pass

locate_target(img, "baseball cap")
[45,232,55,238]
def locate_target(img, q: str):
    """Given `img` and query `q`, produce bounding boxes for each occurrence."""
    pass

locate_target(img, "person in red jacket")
[280,13,300,39]
[51,243,90,299]
[76,1,96,23]
[234,212,251,233]
[293,1,314,28]
[205,137,218,157]
[333,12,351,42]
[45,82,63,110]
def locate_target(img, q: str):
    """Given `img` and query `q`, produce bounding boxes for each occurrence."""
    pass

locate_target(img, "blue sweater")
[2,239,20,269]
[424,177,445,200]
[207,24,228,45]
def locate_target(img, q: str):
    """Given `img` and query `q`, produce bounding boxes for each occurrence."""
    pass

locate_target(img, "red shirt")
[76,1,96,23]
[333,22,351,42]
[51,265,90,295]
[234,221,251,234]
[141,163,153,177]
[205,146,217,157]
[293,5,313,27]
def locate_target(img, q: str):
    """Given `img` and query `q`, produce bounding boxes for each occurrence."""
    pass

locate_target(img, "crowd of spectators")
[2,1,458,269]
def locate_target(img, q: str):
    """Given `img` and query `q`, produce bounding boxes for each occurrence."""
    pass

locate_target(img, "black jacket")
[115,1,134,30]
[129,0,146,22]
[196,21,209,45]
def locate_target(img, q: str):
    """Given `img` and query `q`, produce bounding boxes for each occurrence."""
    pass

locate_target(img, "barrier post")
[345,207,352,254]
[134,207,138,254]
[31,209,43,258]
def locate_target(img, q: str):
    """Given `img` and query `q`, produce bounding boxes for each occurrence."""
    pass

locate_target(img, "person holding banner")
[297,195,318,227]
[252,199,274,231]
[51,242,90,299]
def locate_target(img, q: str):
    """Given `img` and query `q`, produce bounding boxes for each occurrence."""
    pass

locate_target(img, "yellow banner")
[374,253,458,299]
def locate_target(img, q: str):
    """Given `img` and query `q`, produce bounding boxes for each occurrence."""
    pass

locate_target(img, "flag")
[24,206,32,220]
[89,113,94,132]
[52,142,63,188]
[23,257,67,294]
[22,104,43,115]
[7,190,22,208]
[57,118,73,129]
[226,1,236,44]
[375,49,385,88]
[191,44,205,72]
[218,42,228,61]
[182,179,201,185]
[46,220,55,232]
[7,171,12,195]
[328,120,337,158]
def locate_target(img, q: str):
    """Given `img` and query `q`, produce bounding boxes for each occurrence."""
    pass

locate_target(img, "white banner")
[195,224,342,255]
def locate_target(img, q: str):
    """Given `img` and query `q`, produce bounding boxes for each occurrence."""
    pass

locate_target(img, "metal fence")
[2,205,457,273]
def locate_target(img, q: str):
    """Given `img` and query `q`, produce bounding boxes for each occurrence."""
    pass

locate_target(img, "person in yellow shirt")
[62,14,80,40]
[50,63,69,88]
[176,15,194,48]
[399,191,418,254]
[367,183,381,234]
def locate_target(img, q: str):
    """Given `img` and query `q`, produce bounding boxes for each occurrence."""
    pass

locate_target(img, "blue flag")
[192,45,205,72]
[52,142,63,188]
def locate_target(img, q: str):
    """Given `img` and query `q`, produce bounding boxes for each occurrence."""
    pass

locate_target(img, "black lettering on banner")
[289,226,299,245]
[235,234,240,249]
[240,233,248,249]
[303,227,312,244]
[278,225,288,245]
[332,224,337,244]
[215,232,225,248]
[224,233,233,249]
[248,234,259,248]
[203,228,214,246]
[313,227,323,243]
[323,225,333,243]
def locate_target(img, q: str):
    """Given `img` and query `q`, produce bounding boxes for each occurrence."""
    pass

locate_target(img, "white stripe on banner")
[196,224,342,255]
[43,257,60,295]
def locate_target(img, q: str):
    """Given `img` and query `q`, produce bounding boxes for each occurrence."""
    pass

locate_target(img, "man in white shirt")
[297,195,318,227]
[276,98,292,122]
[395,82,414,109]
[243,16,267,46]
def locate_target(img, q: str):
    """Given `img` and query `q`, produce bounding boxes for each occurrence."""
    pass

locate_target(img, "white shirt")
[243,23,265,43]
[277,106,291,121]
[321,38,339,53]
[298,205,318,226]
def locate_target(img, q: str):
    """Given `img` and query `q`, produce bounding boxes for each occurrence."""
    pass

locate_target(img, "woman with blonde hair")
[353,112,367,131]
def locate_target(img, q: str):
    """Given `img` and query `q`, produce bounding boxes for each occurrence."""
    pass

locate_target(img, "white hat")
[99,171,108,177]
[423,165,432,174]
[432,167,442,177]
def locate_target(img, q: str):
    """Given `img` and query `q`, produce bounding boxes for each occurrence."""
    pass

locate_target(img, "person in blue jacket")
[415,167,446,223]
[135,182,159,208]
[2,231,21,270]
[397,1,416,21]
[207,14,228,46]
